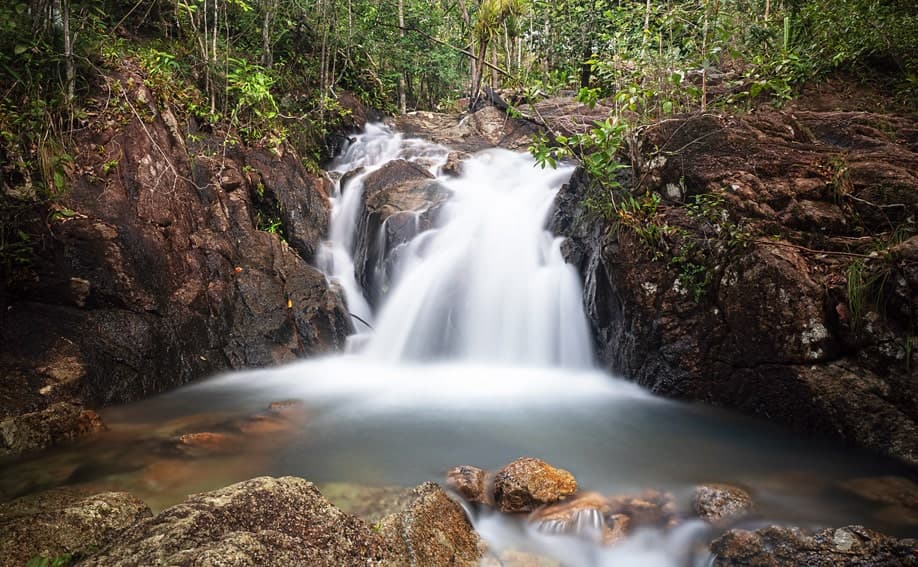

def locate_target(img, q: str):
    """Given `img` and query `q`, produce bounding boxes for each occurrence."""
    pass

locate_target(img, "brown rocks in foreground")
[0,488,152,567]
[68,476,480,567]
[493,457,578,513]
[711,524,918,566]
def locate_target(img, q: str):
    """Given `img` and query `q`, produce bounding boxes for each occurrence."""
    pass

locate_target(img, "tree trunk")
[59,0,74,104]
[261,0,276,68]
[397,0,407,114]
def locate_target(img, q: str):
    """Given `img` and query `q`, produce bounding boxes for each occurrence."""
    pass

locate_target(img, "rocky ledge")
[552,101,918,466]
[0,62,353,455]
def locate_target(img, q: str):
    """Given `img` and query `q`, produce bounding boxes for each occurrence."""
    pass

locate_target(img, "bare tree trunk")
[261,0,277,68]
[59,0,74,104]
[397,0,407,114]
[640,0,651,57]
[765,0,771,20]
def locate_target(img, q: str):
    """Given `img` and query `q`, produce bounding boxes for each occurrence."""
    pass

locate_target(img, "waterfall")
[318,124,594,368]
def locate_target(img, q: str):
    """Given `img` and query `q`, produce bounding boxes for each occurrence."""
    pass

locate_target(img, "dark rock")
[0,488,152,567]
[492,457,577,513]
[353,159,450,303]
[80,476,388,567]
[0,402,105,456]
[0,67,350,455]
[552,105,918,465]
[691,483,753,523]
[710,525,918,566]
[446,465,492,505]
[379,481,482,566]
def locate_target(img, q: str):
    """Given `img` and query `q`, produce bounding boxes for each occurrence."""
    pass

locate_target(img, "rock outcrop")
[711,524,918,566]
[0,63,351,455]
[0,487,152,567]
[552,105,918,465]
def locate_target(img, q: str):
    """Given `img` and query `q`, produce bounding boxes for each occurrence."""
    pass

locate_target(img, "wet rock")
[172,432,239,458]
[81,476,388,566]
[441,151,469,177]
[493,457,577,513]
[354,159,450,303]
[446,465,492,505]
[839,476,918,510]
[0,488,151,567]
[551,104,918,466]
[379,481,482,566]
[691,483,753,523]
[605,489,679,529]
[710,524,918,566]
[528,492,618,542]
[0,402,105,456]
[479,549,561,567]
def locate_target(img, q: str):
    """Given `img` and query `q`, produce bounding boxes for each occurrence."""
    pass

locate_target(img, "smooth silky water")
[2,124,915,565]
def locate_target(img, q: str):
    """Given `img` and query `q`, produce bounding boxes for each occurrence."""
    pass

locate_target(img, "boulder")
[710,525,918,566]
[446,465,491,505]
[492,457,577,513]
[528,492,623,543]
[353,160,450,303]
[378,481,482,566]
[551,104,918,466]
[0,488,152,567]
[691,483,753,523]
[441,152,469,177]
[80,476,388,567]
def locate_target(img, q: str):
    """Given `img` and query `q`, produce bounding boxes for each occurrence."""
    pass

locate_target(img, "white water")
[319,123,593,367]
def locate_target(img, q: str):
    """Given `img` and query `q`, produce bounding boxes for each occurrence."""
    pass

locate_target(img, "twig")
[753,238,872,259]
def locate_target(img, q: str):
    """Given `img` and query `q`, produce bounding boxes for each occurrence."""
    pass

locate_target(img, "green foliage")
[26,553,72,567]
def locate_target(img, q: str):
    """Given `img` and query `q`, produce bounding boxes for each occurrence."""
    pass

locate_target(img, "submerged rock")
[710,524,918,566]
[0,488,151,567]
[0,402,105,457]
[493,457,577,513]
[691,483,753,523]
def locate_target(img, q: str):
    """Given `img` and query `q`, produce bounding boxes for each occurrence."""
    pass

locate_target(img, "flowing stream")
[2,124,915,565]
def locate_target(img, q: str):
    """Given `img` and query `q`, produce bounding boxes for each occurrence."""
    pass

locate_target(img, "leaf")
[14,44,28,55]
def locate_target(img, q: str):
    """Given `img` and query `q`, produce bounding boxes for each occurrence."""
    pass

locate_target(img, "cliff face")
[0,66,351,454]
[552,104,918,466]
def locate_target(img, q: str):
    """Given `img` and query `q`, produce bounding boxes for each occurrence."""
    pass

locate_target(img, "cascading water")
[318,124,592,367]
[4,124,914,566]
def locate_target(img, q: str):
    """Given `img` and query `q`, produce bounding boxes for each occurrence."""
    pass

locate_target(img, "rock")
[839,476,918,510]
[353,160,450,303]
[0,65,350,456]
[604,489,679,529]
[551,103,918,466]
[441,151,469,177]
[391,107,537,152]
[492,457,577,513]
[0,488,152,567]
[710,525,918,566]
[528,492,618,542]
[0,402,105,456]
[446,465,491,505]
[691,483,753,523]
[80,476,388,567]
[378,481,482,566]
[318,483,418,523]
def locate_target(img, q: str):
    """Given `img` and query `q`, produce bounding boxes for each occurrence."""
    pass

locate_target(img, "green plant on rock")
[26,553,72,567]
